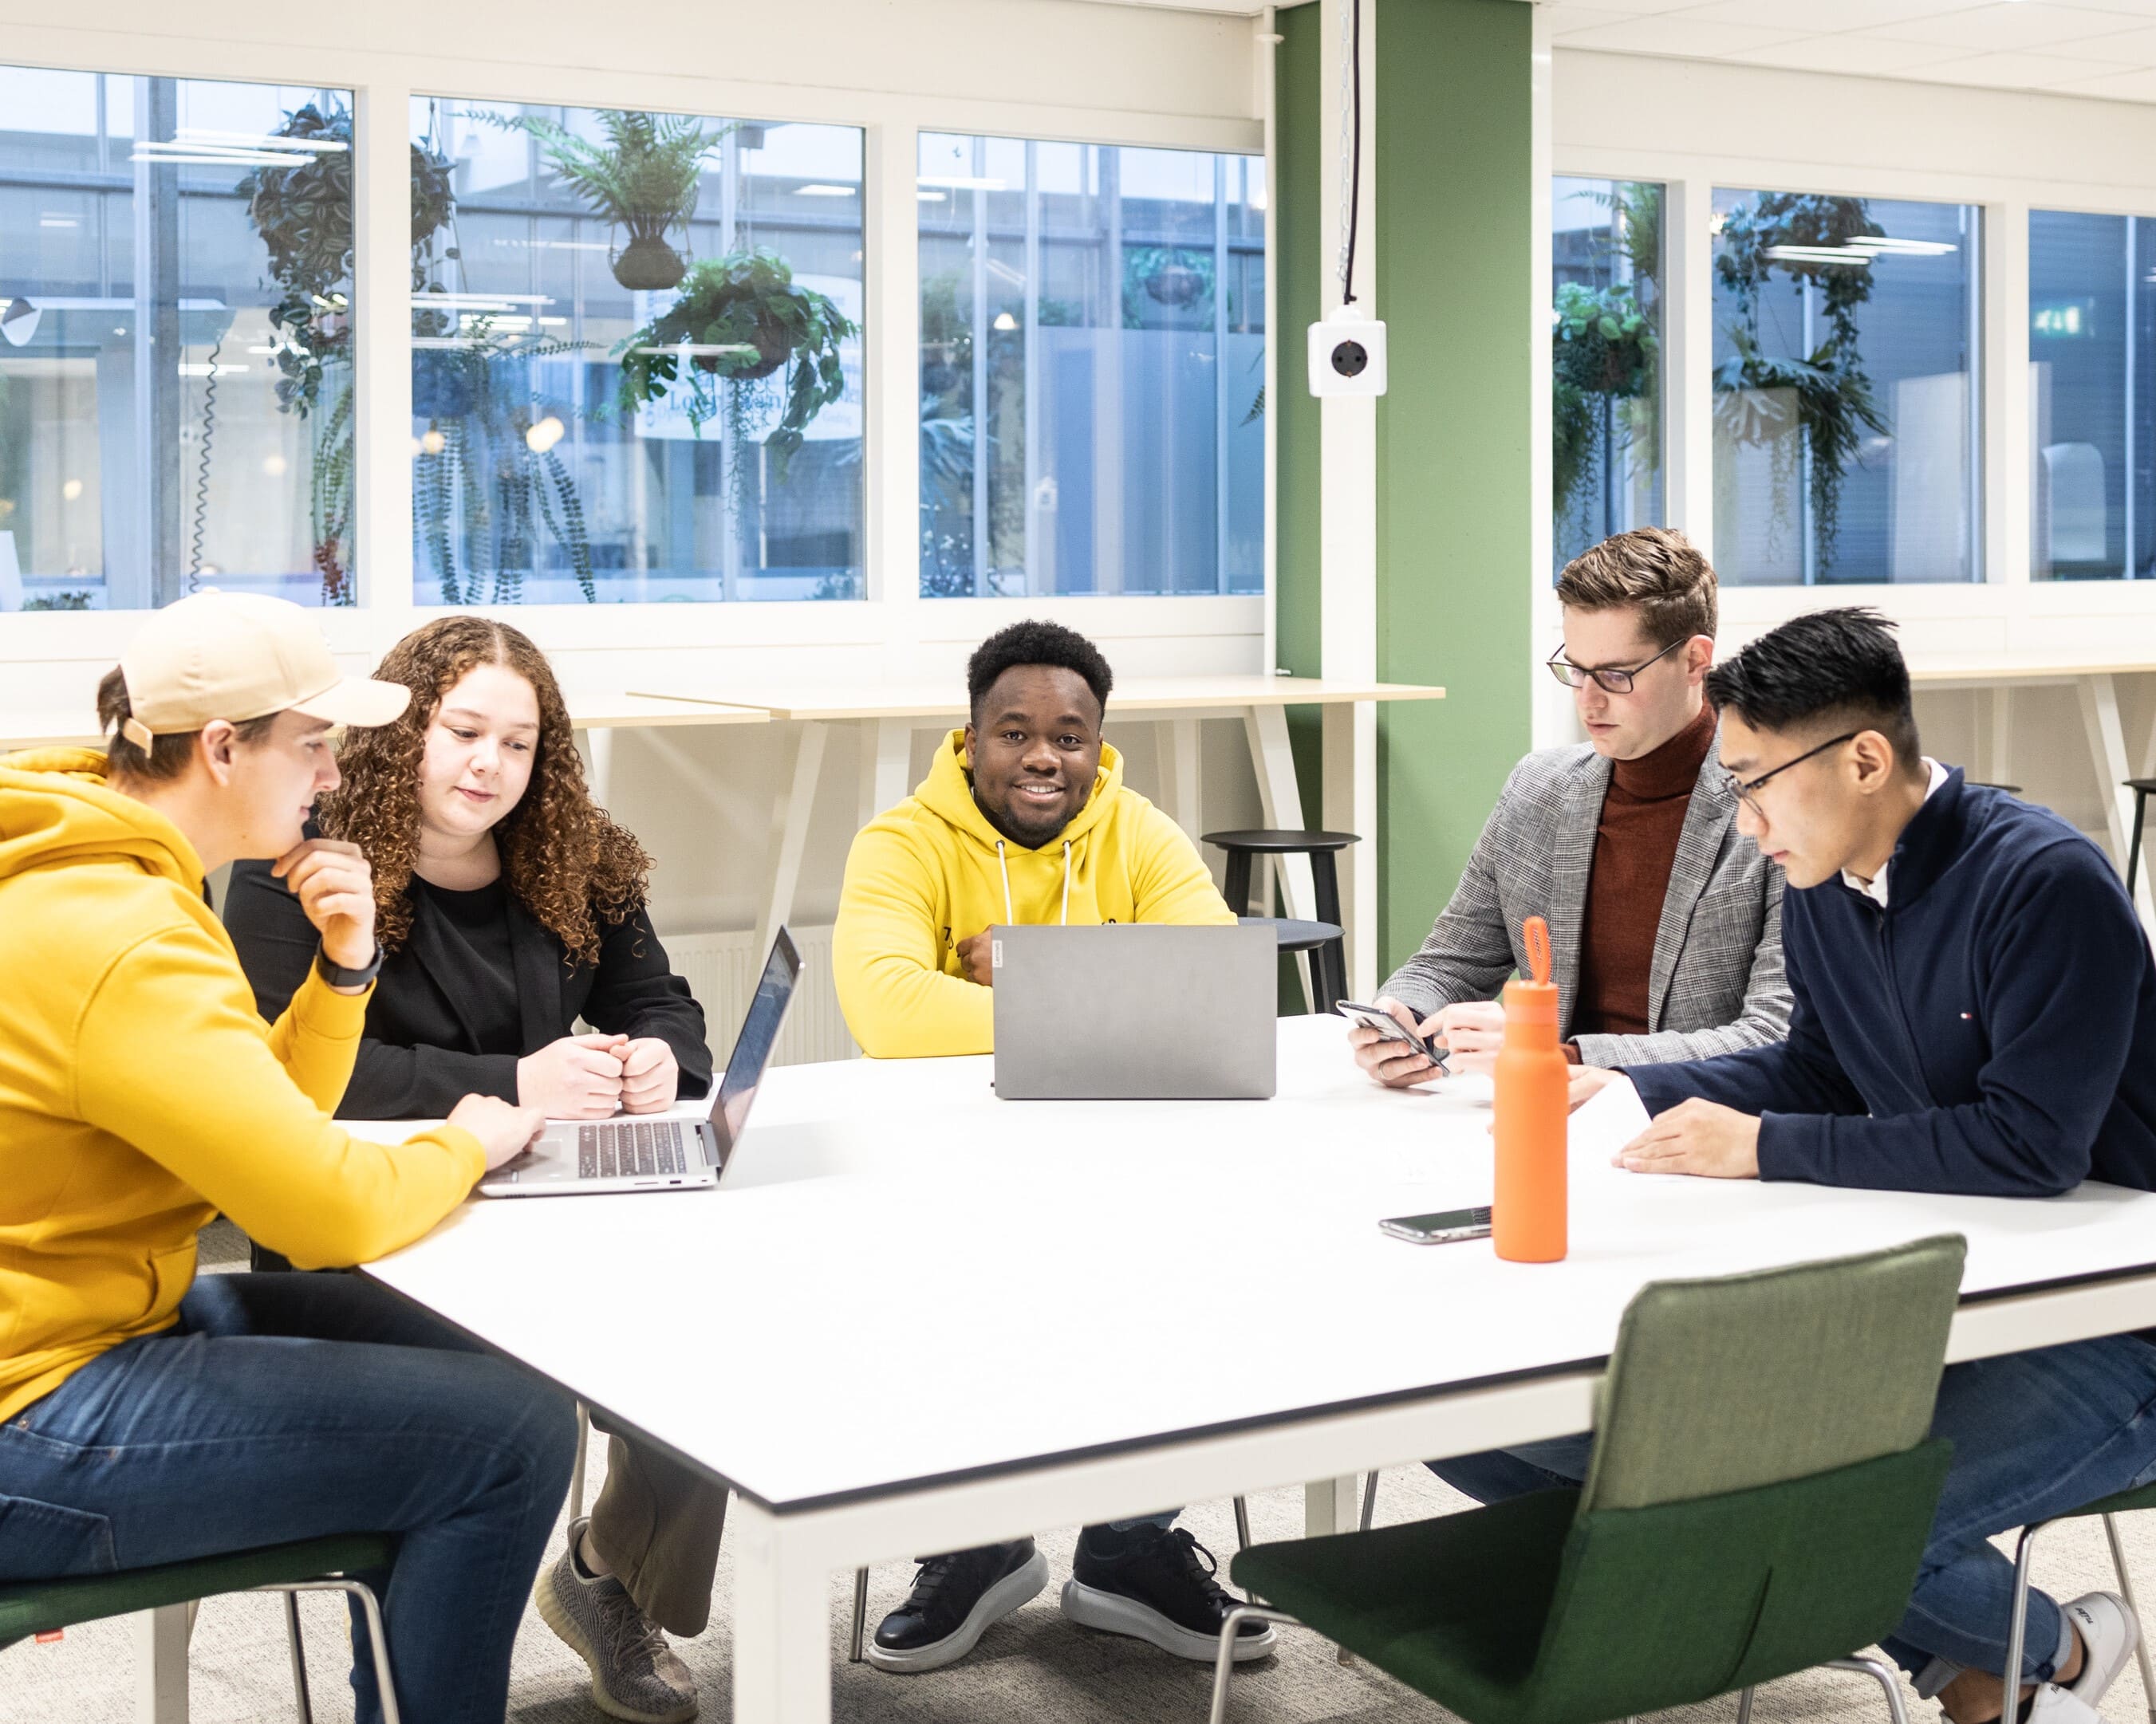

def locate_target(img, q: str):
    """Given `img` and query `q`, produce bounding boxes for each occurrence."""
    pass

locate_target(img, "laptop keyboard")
[577,1119,689,1179]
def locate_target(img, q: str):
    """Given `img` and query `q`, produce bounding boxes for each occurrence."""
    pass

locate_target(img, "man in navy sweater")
[1451,610,2156,1724]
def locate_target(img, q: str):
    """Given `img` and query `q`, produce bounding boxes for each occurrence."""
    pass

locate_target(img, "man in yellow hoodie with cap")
[0,592,573,1724]
[834,617,1274,1675]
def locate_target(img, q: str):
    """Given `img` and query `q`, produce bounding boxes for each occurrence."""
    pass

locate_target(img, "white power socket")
[1307,306,1387,397]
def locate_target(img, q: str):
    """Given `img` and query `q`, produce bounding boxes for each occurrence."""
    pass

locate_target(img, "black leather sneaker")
[865,1538,1050,1673]
[1060,1523,1277,1662]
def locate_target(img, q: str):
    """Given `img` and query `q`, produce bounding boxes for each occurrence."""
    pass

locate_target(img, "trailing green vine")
[1713,192,1888,568]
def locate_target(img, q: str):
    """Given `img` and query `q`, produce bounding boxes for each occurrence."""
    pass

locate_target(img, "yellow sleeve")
[1130,804,1238,927]
[73,927,487,1269]
[833,821,995,1058]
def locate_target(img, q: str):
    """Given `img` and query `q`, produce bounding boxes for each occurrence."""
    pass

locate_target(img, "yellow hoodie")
[834,730,1235,1057]
[0,749,485,1423]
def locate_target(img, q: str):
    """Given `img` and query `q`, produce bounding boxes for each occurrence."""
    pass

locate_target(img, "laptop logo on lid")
[991,939,1003,970]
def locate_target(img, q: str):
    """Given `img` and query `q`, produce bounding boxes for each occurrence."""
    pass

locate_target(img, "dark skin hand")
[955,663,1105,988]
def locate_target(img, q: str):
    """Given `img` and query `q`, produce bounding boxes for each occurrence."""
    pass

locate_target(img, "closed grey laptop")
[991,923,1276,1100]
[480,927,800,1196]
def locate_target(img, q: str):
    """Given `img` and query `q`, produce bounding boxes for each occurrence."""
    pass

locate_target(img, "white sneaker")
[2063,1591,2141,1708]
[2025,1682,2103,1724]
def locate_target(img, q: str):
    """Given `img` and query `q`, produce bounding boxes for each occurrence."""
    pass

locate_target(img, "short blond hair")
[1555,527,1717,651]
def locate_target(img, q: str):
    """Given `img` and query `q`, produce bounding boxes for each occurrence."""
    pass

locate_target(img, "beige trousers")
[584,1429,731,1636]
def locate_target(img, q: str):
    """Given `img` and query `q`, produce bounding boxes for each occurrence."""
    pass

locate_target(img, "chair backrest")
[1579,1233,1966,1513]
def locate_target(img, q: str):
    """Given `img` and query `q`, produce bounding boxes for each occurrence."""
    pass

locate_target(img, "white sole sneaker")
[1058,1577,1278,1663]
[863,1549,1050,1673]
[2064,1592,2141,1707]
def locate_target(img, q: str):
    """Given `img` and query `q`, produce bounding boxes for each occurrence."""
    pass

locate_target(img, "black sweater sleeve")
[223,857,521,1120]
[580,909,714,1100]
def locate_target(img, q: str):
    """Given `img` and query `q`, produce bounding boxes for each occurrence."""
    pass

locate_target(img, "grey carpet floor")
[5,1221,2150,1724]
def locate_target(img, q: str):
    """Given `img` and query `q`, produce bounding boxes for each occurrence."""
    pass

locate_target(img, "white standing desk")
[1911,655,2156,923]
[626,675,1447,996]
[365,1015,2156,1724]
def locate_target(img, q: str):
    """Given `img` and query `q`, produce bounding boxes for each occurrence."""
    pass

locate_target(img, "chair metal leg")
[2102,1513,2156,1724]
[2005,1522,2044,1724]
[266,1580,400,1724]
[2131,789,2150,898]
[570,1403,591,1524]
[1734,1687,1755,1724]
[1829,1654,1914,1724]
[850,1567,870,1663]
[1361,1470,1379,1532]
[282,1590,313,1724]
[1207,1605,1302,1724]
[1233,1497,1253,1551]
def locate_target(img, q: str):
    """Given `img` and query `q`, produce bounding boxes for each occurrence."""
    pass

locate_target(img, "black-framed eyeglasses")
[1724,731,1859,814]
[1544,636,1685,695]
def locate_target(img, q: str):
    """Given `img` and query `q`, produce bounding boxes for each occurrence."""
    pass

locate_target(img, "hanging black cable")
[187,329,220,592]
[1342,0,1362,306]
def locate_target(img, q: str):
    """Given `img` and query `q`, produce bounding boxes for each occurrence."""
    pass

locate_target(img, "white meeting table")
[361,1015,2156,1724]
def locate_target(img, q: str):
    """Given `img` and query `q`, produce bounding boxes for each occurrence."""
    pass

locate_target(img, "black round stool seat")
[1240,915,1344,954]
[1204,829,1360,853]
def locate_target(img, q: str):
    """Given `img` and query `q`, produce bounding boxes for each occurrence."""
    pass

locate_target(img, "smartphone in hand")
[1338,1000,1450,1072]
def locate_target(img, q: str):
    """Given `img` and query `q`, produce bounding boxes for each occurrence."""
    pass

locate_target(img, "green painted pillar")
[1275,0,1535,978]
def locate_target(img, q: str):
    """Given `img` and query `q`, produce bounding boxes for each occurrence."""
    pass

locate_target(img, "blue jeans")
[0,1272,577,1724]
[1428,1335,2156,1693]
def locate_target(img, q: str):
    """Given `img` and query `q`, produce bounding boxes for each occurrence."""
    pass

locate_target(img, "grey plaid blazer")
[1381,738,1790,1066]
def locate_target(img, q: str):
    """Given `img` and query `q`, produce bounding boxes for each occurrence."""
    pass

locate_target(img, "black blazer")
[224,853,712,1120]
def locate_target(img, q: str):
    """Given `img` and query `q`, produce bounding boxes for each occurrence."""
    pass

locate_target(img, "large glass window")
[1552,177,1663,574]
[1711,190,1981,585]
[410,100,864,604]
[0,65,355,610]
[917,134,1264,598]
[2028,210,2156,581]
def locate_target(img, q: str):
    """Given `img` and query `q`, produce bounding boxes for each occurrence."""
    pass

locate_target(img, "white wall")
[0,0,1275,939]
[1551,47,2156,832]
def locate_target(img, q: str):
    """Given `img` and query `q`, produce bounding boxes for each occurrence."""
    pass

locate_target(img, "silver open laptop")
[480,927,801,1196]
[991,923,1276,1100]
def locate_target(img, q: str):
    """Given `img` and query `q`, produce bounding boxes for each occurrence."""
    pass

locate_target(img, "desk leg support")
[731,1499,833,1724]
[1303,1475,1358,1539]
[132,1604,189,1724]
[858,718,915,830]
[759,722,830,960]
[2078,675,2156,930]
[1160,717,1204,841]
[574,726,616,811]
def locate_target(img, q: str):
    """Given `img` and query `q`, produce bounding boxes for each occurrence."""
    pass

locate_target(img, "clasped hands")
[518,1033,680,1119]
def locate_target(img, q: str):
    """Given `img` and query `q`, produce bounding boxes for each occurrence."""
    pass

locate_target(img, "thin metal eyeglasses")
[1724,731,1859,815]
[1544,636,1685,695]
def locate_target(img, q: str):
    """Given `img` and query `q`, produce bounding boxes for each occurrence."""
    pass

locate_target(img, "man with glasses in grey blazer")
[1350,527,1789,1084]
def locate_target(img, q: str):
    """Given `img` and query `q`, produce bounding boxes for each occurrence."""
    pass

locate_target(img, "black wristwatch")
[315,941,385,990]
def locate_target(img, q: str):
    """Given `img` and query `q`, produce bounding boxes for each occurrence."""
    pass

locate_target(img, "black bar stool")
[1204,829,1358,1014]
[2127,780,2156,895]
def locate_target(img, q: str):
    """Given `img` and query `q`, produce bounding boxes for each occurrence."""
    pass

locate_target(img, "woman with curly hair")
[225,615,719,1724]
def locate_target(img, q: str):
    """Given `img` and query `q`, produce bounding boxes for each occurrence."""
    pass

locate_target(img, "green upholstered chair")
[0,1532,402,1724]
[2003,1482,2156,1724]
[1208,1234,1969,1724]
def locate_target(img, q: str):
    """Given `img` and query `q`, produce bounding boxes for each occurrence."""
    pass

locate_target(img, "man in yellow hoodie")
[834,619,1274,1675]
[0,592,573,1724]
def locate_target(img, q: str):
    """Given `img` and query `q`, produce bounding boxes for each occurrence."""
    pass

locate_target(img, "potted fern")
[615,250,855,476]
[502,108,728,293]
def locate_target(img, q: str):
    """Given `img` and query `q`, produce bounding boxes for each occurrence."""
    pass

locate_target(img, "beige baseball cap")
[116,591,410,750]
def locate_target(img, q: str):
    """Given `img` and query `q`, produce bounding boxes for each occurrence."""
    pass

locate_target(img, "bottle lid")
[1504,977,1559,1024]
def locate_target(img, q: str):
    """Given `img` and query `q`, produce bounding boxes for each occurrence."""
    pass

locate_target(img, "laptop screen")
[710,927,800,1157]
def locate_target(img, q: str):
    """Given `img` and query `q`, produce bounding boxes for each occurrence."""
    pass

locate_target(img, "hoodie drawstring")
[994,838,1074,927]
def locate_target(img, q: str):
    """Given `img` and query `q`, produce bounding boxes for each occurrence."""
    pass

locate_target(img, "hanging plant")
[241,104,455,602]
[1552,280,1658,522]
[492,108,728,293]
[1713,192,1886,567]
[615,249,855,482]
[1124,246,1213,322]
[413,322,595,605]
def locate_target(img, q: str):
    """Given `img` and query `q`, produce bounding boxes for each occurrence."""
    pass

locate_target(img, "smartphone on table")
[1380,1206,1493,1245]
[1338,1000,1450,1072]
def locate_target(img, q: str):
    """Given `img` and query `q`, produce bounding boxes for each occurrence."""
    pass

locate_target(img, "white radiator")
[662,924,859,1067]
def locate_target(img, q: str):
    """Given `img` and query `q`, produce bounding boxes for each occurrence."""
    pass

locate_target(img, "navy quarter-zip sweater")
[1626,769,2156,1197]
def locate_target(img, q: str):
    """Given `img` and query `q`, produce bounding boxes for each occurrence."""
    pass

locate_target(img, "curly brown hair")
[318,616,652,966]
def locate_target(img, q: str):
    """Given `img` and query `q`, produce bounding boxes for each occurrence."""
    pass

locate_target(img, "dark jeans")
[1429,1336,2156,1694]
[0,1272,577,1724]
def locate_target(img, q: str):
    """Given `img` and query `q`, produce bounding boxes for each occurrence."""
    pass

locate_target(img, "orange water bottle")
[1493,915,1568,1263]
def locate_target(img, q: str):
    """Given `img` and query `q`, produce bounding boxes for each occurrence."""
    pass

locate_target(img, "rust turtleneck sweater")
[1566,699,1717,1059]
